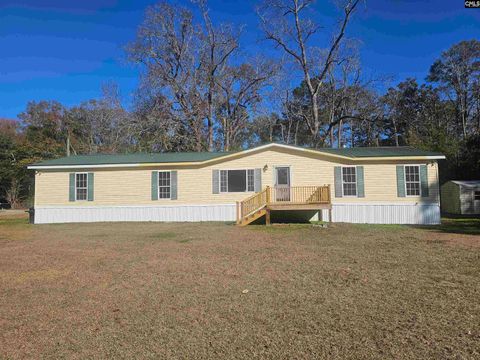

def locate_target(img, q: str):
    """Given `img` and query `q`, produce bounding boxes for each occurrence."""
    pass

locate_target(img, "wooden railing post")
[266,186,270,205]
[236,201,240,223]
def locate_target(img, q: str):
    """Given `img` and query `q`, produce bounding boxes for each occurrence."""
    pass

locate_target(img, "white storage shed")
[441,180,480,215]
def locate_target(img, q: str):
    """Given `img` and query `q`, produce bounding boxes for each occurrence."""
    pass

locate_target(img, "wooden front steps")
[236,207,267,226]
[236,185,332,226]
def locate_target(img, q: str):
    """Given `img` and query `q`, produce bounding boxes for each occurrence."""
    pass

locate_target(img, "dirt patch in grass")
[0,268,70,284]
[422,231,480,248]
[0,215,479,359]
[417,217,480,248]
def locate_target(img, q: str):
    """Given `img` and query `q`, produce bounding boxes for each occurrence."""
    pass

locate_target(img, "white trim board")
[34,203,237,209]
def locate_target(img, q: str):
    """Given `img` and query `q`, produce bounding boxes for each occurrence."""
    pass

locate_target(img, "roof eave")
[28,162,180,170]
[27,155,446,170]
[27,143,446,169]
[361,155,446,161]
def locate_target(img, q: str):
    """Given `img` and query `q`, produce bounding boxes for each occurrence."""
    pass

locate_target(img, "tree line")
[1,0,479,207]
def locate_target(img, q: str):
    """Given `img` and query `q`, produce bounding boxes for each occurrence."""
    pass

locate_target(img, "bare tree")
[127,1,256,152]
[130,85,190,152]
[258,0,361,146]
[5,178,22,209]
[427,40,480,139]
[216,59,277,150]
[264,69,306,146]
[70,82,130,154]
[127,2,207,151]
[196,0,240,150]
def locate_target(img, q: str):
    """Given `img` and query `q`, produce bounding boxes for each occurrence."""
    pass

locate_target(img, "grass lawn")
[1,213,479,359]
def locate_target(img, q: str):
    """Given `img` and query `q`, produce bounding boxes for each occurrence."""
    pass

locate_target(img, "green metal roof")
[314,146,444,158]
[30,144,444,167]
[30,151,233,167]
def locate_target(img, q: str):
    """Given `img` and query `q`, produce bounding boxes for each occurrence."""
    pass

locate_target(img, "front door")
[275,167,291,202]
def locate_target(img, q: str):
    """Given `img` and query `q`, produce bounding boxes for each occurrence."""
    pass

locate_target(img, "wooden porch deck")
[236,185,332,226]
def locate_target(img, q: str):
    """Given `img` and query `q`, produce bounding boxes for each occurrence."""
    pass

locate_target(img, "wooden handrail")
[267,185,331,205]
[241,189,266,204]
[240,187,268,219]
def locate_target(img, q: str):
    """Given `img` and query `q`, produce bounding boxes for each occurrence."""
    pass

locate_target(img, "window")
[475,191,480,201]
[276,167,290,186]
[75,173,88,201]
[342,167,357,196]
[220,169,255,193]
[247,169,255,192]
[220,170,228,193]
[405,165,420,196]
[158,171,171,199]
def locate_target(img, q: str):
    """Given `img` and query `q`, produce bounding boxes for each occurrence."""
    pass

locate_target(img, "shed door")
[474,190,480,214]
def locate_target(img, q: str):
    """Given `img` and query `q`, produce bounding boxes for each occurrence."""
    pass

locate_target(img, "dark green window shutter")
[254,168,262,192]
[170,171,177,200]
[87,173,94,201]
[420,165,429,197]
[334,166,342,198]
[212,170,219,194]
[356,166,365,198]
[151,171,158,200]
[396,166,406,197]
[69,173,75,202]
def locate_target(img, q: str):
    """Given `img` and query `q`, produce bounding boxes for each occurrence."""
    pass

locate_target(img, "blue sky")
[0,0,479,119]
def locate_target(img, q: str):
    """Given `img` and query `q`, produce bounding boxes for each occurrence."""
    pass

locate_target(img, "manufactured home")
[28,143,445,225]
[441,180,480,215]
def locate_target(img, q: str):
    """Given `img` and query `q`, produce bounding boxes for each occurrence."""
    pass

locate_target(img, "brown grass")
[1,214,479,359]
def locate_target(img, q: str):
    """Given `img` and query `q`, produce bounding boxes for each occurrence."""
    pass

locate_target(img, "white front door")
[275,167,291,202]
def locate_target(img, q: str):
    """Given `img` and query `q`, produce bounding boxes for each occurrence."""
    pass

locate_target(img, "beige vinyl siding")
[34,148,440,206]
